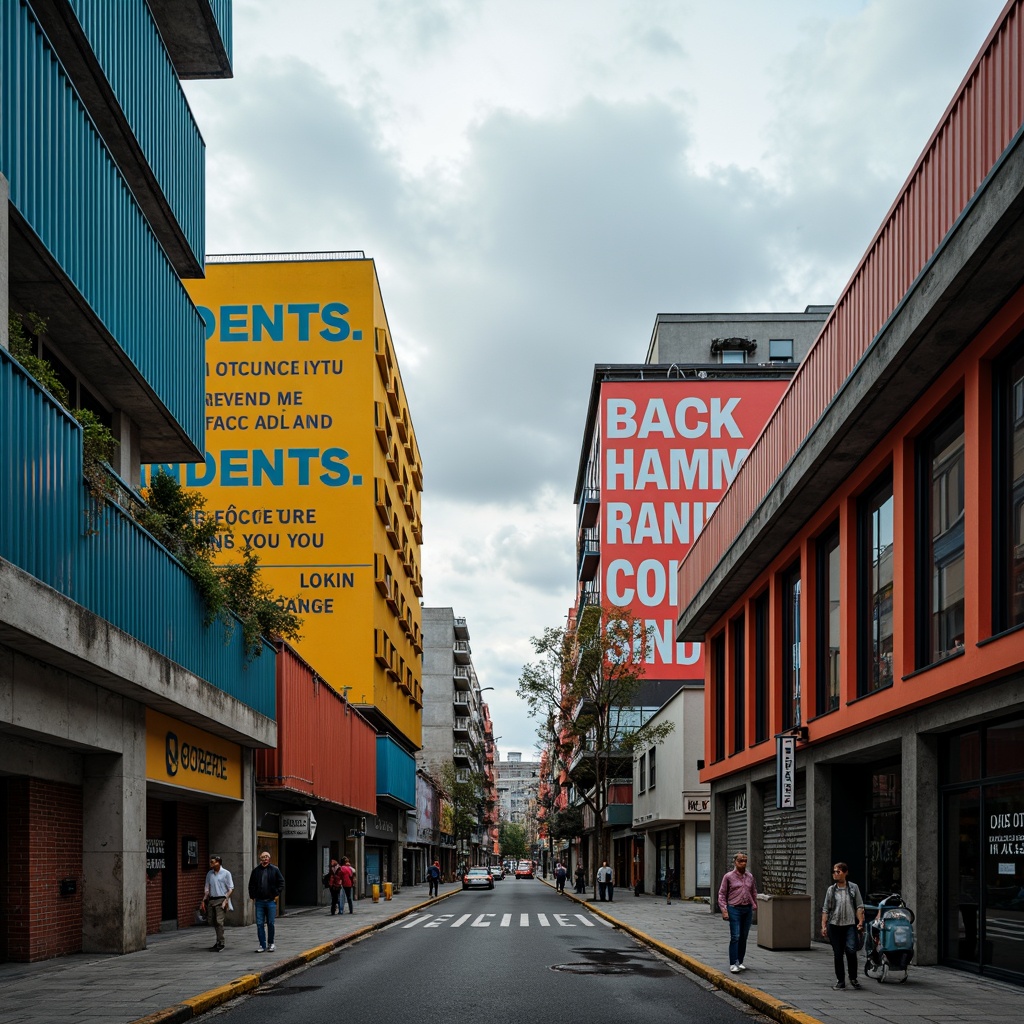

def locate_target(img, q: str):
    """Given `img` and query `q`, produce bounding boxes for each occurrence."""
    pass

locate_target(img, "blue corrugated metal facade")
[376,736,416,808]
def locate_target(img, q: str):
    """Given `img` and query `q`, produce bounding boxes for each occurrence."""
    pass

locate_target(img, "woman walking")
[820,862,865,990]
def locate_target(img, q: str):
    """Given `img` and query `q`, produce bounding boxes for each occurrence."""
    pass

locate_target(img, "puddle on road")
[551,946,675,978]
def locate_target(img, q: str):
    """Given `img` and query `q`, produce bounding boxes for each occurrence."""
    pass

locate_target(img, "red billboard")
[600,379,787,679]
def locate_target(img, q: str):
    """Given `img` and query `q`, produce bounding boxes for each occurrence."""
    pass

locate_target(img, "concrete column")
[81,703,147,953]
[711,783,729,910]
[748,778,764,873]
[904,731,940,964]
[806,761,832,933]
[209,748,255,927]
[111,411,141,486]
[1,174,8,350]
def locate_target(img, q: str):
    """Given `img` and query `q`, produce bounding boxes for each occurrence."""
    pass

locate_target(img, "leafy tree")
[436,757,485,866]
[518,604,673,892]
[498,822,528,862]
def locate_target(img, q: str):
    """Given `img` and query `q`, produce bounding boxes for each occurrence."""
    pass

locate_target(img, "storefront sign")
[776,735,796,809]
[145,709,242,799]
[683,793,711,816]
[281,810,317,840]
[146,838,166,871]
[366,807,400,839]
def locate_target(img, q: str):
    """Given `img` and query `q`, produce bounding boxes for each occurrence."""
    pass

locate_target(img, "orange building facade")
[676,1,1024,982]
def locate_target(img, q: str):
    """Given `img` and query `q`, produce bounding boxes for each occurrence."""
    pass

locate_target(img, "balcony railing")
[577,527,599,582]
[453,616,469,640]
[453,640,471,663]
[453,743,473,761]
[453,717,471,733]
[0,347,275,719]
[453,691,471,706]
[453,666,472,689]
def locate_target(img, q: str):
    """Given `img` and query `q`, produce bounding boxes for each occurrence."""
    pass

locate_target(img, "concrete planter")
[756,894,812,950]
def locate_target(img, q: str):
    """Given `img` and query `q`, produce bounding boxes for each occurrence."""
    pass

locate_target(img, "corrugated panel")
[679,0,1024,610]
[68,0,205,262]
[760,781,807,896]
[726,792,748,864]
[257,646,377,811]
[376,735,416,807]
[0,347,275,719]
[206,0,232,66]
[0,1,205,447]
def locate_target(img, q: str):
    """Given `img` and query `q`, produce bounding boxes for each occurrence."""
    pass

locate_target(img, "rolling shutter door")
[760,776,807,895]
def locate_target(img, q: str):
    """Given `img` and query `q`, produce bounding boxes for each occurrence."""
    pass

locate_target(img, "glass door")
[983,781,1024,973]
[943,787,980,963]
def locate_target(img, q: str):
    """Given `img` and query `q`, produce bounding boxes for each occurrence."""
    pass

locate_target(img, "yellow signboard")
[146,257,423,747]
[145,709,242,799]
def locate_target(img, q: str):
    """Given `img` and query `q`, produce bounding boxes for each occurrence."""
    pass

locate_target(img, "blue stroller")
[864,893,915,982]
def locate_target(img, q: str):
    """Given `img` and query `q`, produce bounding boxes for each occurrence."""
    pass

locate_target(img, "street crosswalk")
[398,911,614,930]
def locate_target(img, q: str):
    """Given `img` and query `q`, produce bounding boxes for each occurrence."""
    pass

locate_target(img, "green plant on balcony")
[8,313,119,522]
[138,471,303,658]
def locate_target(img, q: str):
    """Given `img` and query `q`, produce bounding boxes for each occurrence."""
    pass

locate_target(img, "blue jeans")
[255,899,276,948]
[342,886,354,913]
[827,923,858,983]
[727,904,753,965]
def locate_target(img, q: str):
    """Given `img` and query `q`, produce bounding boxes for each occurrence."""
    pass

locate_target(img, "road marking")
[450,914,472,928]
[595,915,614,927]
[500,914,512,927]
[575,914,595,927]
[537,914,550,927]
[403,913,609,930]
[553,914,575,927]
[520,914,529,927]
[471,913,495,927]
[403,914,432,928]
[424,914,454,928]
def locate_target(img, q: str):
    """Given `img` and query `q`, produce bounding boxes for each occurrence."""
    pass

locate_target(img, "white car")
[462,867,494,890]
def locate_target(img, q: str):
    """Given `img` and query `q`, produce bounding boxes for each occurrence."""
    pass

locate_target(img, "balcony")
[386,376,400,414]
[453,743,473,763]
[454,691,471,708]
[453,617,470,640]
[0,349,275,719]
[455,769,471,784]
[576,486,600,530]
[374,402,391,453]
[453,717,471,735]
[577,527,600,582]
[148,0,233,78]
[374,477,392,524]
[453,640,471,664]
[453,666,472,690]
[374,327,393,385]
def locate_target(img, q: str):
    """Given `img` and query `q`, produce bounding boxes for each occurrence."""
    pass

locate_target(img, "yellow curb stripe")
[180,975,260,1014]
[552,883,825,1024]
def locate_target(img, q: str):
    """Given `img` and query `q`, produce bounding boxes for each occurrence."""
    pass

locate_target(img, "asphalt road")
[211,879,765,1024]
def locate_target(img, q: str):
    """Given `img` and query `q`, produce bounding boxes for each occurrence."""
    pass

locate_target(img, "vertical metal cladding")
[679,0,1024,610]
[255,645,377,812]
[376,735,416,806]
[0,347,276,719]
[0,1,205,447]
[67,0,206,262]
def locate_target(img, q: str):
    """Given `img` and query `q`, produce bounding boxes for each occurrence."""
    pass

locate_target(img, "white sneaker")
[737,964,747,971]
[268,943,276,951]
[255,947,265,953]
[730,965,740,973]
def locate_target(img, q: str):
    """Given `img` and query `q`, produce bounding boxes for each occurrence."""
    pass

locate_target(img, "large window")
[648,746,657,789]
[713,633,726,762]
[782,563,801,729]
[859,473,894,695]
[732,614,745,753]
[637,752,646,794]
[916,404,965,664]
[994,340,1024,631]
[816,527,841,714]
[754,592,769,742]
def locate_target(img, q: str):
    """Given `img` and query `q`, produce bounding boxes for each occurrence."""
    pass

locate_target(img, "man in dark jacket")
[248,850,285,952]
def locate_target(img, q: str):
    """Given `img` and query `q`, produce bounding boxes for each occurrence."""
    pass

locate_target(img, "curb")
[540,878,824,1024]
[129,888,461,1024]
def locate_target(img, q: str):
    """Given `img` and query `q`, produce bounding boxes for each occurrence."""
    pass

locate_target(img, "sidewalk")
[0,882,462,1024]
[550,882,1020,1024]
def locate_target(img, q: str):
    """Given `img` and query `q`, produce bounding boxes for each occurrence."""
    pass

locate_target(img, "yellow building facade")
[149,254,423,749]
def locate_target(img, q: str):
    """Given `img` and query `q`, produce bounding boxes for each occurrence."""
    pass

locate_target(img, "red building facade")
[677,0,1024,982]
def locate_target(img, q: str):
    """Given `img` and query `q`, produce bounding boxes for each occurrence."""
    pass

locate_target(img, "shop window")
[782,563,802,729]
[732,614,745,753]
[754,591,769,742]
[986,718,1024,777]
[815,526,841,714]
[712,632,726,762]
[858,472,894,695]
[916,403,965,665]
[994,338,1024,631]
[942,729,981,784]
[648,746,656,789]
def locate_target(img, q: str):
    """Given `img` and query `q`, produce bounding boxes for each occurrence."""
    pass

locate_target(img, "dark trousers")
[599,881,614,901]
[342,886,354,913]
[827,923,858,983]
[329,887,341,914]
[428,876,439,897]
[727,904,753,965]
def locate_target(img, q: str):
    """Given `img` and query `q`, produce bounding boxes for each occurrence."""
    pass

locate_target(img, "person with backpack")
[554,862,567,893]
[325,857,344,915]
[339,856,356,913]
[427,859,441,898]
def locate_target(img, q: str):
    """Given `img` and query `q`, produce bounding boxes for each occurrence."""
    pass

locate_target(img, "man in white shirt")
[203,855,235,951]
[597,861,614,902]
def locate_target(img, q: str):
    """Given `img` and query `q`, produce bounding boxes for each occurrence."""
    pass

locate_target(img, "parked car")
[515,860,534,879]
[463,867,494,890]
[490,864,505,879]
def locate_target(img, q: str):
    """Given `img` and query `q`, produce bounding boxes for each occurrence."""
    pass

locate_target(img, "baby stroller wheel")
[879,963,888,983]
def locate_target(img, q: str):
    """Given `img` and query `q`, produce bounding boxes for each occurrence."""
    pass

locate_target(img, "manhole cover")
[551,962,633,975]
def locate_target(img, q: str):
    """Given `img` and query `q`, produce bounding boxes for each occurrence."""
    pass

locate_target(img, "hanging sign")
[776,735,796,809]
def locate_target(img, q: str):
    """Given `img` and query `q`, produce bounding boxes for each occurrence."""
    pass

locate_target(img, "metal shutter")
[726,790,748,862]
[760,777,807,895]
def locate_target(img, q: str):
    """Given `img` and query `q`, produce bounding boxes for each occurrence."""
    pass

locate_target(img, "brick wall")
[176,802,209,929]
[2,778,83,961]
[146,799,163,935]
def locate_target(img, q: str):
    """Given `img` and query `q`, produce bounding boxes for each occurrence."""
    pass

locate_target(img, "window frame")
[857,469,895,696]
[648,746,657,789]
[637,751,647,794]
[712,632,726,762]
[768,338,794,362]
[993,334,1024,633]
[815,525,841,716]
[754,591,769,743]
[781,561,802,730]
[732,613,746,753]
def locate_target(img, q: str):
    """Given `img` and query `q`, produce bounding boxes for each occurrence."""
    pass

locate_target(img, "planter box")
[756,894,812,950]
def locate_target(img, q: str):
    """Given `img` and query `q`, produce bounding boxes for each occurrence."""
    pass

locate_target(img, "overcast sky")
[183,0,1006,758]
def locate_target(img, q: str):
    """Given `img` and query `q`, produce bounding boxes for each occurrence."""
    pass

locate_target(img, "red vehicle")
[515,860,534,879]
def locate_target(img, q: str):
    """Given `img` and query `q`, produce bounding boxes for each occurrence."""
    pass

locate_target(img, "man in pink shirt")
[718,852,758,973]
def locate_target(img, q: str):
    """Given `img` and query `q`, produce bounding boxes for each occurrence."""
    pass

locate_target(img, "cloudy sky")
[183,0,1006,757]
